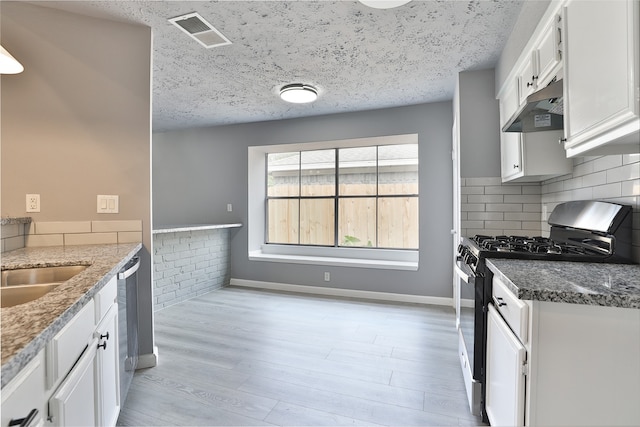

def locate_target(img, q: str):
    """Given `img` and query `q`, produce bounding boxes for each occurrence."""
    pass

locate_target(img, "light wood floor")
[117,286,485,426]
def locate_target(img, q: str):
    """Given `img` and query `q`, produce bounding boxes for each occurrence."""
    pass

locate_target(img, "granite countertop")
[0,217,32,226]
[153,223,242,234]
[1,243,142,388]
[486,259,640,309]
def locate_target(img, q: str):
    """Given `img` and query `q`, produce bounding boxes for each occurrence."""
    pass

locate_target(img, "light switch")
[97,195,119,213]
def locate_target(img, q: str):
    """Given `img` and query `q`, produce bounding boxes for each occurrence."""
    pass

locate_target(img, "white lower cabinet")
[48,340,98,427]
[2,275,122,427]
[95,304,121,427]
[486,305,526,427]
[1,350,46,427]
[487,274,640,426]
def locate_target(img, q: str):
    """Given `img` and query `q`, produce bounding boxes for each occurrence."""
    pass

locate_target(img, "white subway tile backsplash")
[582,171,607,188]
[593,155,623,172]
[462,203,486,212]
[92,220,143,233]
[592,183,621,199]
[485,186,522,195]
[465,177,502,186]
[26,234,64,247]
[461,186,485,195]
[468,194,503,203]
[573,160,594,177]
[486,203,523,212]
[504,212,542,221]
[623,153,640,165]
[521,185,542,195]
[503,195,542,204]
[36,221,91,234]
[485,221,522,230]
[468,212,504,221]
[65,233,118,246]
[607,163,640,183]
[621,179,640,197]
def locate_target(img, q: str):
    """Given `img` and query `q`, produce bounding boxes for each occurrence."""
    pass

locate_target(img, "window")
[248,134,419,270]
[265,144,418,250]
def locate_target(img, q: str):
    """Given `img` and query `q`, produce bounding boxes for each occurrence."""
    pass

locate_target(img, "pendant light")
[279,84,318,104]
[0,45,24,74]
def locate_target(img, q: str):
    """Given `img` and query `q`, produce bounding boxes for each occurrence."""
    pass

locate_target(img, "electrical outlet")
[227,203,233,212]
[26,194,40,212]
[324,272,330,282]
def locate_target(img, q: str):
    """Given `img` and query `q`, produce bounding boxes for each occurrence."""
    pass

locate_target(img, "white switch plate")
[26,194,40,212]
[227,203,233,212]
[97,195,119,213]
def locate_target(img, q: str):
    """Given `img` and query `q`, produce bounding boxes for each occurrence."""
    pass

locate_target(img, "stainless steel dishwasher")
[117,255,140,406]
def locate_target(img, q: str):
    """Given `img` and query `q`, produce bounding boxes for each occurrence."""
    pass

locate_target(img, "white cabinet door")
[49,339,98,427]
[501,131,523,181]
[95,304,121,427]
[516,54,537,106]
[485,305,526,427]
[534,14,562,87]
[563,0,640,156]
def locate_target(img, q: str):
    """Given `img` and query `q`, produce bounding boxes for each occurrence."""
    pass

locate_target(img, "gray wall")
[456,69,501,178]
[154,102,454,299]
[0,3,155,359]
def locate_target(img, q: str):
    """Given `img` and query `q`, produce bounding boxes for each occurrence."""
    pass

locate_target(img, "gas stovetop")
[472,235,603,256]
[458,201,634,267]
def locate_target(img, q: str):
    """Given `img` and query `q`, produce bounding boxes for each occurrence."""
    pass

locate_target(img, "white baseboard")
[229,278,453,306]
[136,346,159,369]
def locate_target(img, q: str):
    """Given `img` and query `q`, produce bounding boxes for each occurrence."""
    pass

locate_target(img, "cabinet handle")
[533,75,538,81]
[100,332,110,340]
[9,409,38,427]
[98,341,107,350]
[559,137,567,144]
[513,164,520,169]
[526,81,534,87]
[493,296,507,307]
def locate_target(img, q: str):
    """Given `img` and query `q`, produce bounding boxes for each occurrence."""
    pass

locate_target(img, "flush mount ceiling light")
[0,45,24,74]
[358,0,412,9]
[279,84,318,104]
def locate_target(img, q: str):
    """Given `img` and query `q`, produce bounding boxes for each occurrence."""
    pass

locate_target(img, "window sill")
[248,249,418,271]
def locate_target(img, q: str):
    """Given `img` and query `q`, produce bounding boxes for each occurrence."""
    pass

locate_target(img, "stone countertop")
[486,259,640,309]
[1,243,142,388]
[0,217,32,226]
[153,223,242,234]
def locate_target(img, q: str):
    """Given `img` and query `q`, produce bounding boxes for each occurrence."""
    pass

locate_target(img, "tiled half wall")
[153,229,230,311]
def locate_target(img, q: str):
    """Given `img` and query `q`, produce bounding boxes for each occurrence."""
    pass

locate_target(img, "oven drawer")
[492,276,528,344]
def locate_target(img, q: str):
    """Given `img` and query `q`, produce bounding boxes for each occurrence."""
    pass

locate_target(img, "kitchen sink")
[1,265,88,308]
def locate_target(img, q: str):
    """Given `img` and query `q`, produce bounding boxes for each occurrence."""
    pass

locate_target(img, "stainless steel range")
[454,200,634,420]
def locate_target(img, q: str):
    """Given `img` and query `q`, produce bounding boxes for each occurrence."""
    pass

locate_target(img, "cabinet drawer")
[95,275,117,323]
[492,276,528,344]
[47,299,95,389]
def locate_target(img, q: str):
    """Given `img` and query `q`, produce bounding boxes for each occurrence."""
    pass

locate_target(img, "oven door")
[454,258,482,416]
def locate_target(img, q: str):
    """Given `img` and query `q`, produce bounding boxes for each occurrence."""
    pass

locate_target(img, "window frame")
[248,134,419,271]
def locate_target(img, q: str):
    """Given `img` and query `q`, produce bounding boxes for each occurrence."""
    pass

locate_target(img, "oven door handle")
[454,263,475,284]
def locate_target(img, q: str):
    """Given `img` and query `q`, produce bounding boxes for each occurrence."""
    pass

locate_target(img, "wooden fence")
[267,183,419,248]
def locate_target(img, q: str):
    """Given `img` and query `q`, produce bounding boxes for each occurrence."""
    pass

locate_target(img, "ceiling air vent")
[168,12,232,49]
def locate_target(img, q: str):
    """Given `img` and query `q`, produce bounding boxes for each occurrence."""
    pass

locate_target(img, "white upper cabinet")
[498,10,571,183]
[516,13,563,107]
[562,0,640,157]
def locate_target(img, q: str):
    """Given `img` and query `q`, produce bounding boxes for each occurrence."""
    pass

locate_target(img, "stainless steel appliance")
[117,255,140,406]
[454,200,634,421]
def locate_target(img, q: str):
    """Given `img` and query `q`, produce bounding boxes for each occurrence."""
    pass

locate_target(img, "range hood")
[503,79,564,133]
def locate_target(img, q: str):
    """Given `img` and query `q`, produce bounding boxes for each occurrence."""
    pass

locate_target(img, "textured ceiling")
[33,1,524,131]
